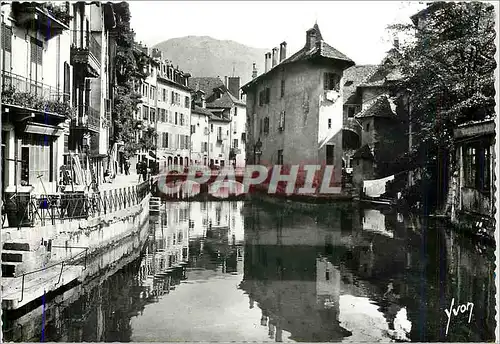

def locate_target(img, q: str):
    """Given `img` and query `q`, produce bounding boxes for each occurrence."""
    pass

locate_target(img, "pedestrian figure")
[124,160,130,175]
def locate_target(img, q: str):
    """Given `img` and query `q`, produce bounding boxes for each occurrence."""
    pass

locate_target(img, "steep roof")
[355,95,397,119]
[241,23,354,92]
[343,65,379,104]
[189,77,224,98]
[188,77,245,108]
[192,105,212,116]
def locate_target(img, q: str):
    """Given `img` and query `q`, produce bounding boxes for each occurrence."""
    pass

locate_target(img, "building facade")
[130,47,193,172]
[241,24,354,191]
[69,2,115,188]
[190,90,211,166]
[1,2,74,196]
[189,76,247,169]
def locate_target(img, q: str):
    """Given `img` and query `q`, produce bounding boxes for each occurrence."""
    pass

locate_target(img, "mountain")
[153,36,267,86]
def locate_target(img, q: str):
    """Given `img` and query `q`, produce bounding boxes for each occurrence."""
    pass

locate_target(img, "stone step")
[2,262,23,278]
[3,242,30,251]
[2,250,28,263]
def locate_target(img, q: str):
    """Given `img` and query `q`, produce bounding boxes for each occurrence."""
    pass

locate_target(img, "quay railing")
[16,245,89,303]
[8,181,150,228]
[1,70,70,103]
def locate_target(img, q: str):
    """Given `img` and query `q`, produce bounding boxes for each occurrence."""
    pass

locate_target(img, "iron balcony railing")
[70,29,102,63]
[5,181,151,228]
[72,104,100,132]
[1,70,70,103]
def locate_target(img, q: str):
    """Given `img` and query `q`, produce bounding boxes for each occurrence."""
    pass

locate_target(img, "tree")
[110,2,155,160]
[390,1,496,212]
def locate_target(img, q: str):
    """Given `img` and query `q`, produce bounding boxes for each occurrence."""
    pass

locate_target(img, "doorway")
[326,145,334,165]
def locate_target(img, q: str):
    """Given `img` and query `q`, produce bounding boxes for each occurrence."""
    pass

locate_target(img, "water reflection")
[2,201,495,342]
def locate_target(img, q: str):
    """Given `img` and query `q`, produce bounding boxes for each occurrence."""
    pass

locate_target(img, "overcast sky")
[129,1,426,65]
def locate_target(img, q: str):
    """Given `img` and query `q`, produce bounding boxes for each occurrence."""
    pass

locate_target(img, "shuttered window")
[30,38,43,65]
[2,24,12,52]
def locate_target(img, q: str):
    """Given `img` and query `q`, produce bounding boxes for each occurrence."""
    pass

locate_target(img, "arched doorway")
[179,157,183,166]
[174,157,178,166]
[168,156,173,166]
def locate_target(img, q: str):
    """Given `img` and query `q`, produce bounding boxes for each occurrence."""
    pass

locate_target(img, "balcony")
[70,30,102,78]
[11,2,70,40]
[1,71,72,122]
[71,105,100,133]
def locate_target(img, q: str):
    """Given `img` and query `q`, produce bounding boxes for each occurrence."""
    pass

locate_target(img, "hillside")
[153,36,267,86]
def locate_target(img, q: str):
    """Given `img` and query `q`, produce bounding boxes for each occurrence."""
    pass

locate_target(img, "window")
[366,123,370,131]
[30,38,43,83]
[328,118,332,129]
[259,90,264,106]
[180,113,184,126]
[2,24,12,71]
[464,143,491,192]
[162,89,167,102]
[233,139,238,148]
[277,149,284,165]
[324,72,340,91]
[185,96,190,108]
[234,107,237,116]
[241,132,246,143]
[175,112,178,125]
[150,86,155,100]
[281,79,285,98]
[259,118,263,134]
[143,105,149,120]
[217,127,222,141]
[150,108,156,123]
[211,123,214,133]
[263,117,270,134]
[278,111,285,131]
[347,106,357,118]
[191,125,196,134]
[171,91,175,104]
[265,87,270,104]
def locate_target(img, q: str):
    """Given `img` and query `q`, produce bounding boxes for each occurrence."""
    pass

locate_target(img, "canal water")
[2,200,495,342]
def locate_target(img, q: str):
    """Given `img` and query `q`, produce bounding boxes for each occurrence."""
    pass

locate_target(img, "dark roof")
[188,77,245,107]
[410,2,445,25]
[241,23,354,92]
[355,95,397,119]
[192,105,212,116]
[209,111,231,123]
[189,77,224,98]
[352,144,374,160]
[343,65,379,104]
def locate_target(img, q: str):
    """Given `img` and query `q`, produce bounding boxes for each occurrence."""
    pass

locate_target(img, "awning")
[24,123,64,137]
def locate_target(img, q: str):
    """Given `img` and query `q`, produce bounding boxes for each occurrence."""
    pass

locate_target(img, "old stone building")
[1,2,116,200]
[241,23,354,191]
[348,43,410,192]
[189,77,246,168]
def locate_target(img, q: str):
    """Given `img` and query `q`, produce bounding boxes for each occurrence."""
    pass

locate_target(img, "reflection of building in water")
[240,239,351,342]
[186,201,245,274]
[316,258,341,316]
[138,204,190,297]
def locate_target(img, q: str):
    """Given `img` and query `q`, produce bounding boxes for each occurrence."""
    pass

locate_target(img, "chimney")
[201,92,206,108]
[306,28,317,50]
[272,47,278,68]
[224,76,228,88]
[252,63,258,79]
[279,41,287,62]
[264,52,271,73]
[228,77,240,100]
[394,37,400,49]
